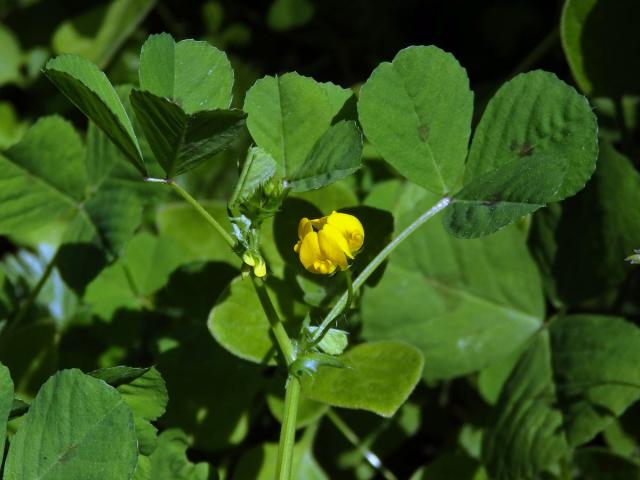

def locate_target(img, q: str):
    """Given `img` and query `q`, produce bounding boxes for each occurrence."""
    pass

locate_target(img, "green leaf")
[89,365,150,387]
[530,142,640,305]
[208,276,298,365]
[266,388,328,430]
[0,102,27,148]
[0,25,22,87]
[483,315,640,480]
[306,327,349,355]
[147,429,210,480]
[362,187,544,380]
[288,120,363,192]
[3,369,138,480]
[52,0,155,68]
[267,0,315,31]
[130,89,246,177]
[57,185,143,294]
[116,367,168,456]
[442,155,566,238]
[358,45,473,195]
[0,362,13,456]
[300,341,424,417]
[410,453,487,480]
[156,201,238,266]
[232,425,327,479]
[84,232,187,320]
[0,321,58,397]
[157,330,264,451]
[44,54,145,175]
[230,147,278,207]
[0,116,86,235]
[139,33,234,113]
[561,0,640,96]
[244,72,352,178]
[445,71,598,238]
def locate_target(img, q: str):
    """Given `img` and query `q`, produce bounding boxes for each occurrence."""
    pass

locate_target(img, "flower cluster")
[294,211,364,274]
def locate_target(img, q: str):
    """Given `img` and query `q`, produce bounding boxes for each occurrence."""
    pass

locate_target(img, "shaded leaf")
[157,329,264,451]
[147,429,210,480]
[130,89,246,177]
[52,0,155,68]
[530,142,640,306]
[484,315,640,480]
[561,0,640,96]
[363,187,544,380]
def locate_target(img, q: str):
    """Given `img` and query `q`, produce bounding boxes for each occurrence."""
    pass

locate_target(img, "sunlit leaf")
[3,369,138,479]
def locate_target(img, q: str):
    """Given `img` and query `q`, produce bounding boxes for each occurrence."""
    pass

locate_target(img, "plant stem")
[311,197,450,343]
[326,409,398,480]
[252,278,296,366]
[306,269,352,350]
[275,375,301,480]
[162,179,237,249]
[227,149,255,211]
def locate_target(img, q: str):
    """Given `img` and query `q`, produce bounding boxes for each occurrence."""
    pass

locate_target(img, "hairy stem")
[306,269,352,350]
[145,177,238,249]
[275,376,301,480]
[252,278,296,366]
[326,409,398,480]
[311,197,450,343]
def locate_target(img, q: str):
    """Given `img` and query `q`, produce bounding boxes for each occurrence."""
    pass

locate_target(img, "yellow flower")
[294,211,364,274]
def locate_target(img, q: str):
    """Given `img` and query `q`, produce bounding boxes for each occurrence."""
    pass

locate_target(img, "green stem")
[306,269,352,350]
[7,247,60,333]
[275,376,301,480]
[227,149,255,212]
[311,197,450,343]
[252,278,296,366]
[159,179,237,249]
[326,409,398,480]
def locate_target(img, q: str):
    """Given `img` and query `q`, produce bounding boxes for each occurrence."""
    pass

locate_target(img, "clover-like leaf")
[130,90,246,177]
[358,45,473,195]
[3,369,138,480]
[484,315,640,480]
[244,72,357,190]
[132,33,244,177]
[44,55,145,175]
[444,71,598,238]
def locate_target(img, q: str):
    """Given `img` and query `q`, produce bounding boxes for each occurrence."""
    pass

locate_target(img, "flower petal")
[318,223,351,268]
[327,211,364,253]
[297,217,313,240]
[299,231,323,270]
